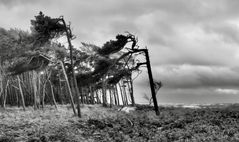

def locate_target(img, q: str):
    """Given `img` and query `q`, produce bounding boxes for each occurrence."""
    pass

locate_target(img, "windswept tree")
[0,11,160,116]
[75,33,145,106]
[30,11,81,116]
[0,12,79,115]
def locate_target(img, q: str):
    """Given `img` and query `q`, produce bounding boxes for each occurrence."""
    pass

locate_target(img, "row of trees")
[0,12,157,117]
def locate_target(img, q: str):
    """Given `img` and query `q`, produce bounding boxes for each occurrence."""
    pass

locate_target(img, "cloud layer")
[1,0,239,104]
[153,64,239,89]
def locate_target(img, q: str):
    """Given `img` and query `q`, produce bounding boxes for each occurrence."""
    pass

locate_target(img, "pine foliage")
[31,11,65,45]
[97,34,128,56]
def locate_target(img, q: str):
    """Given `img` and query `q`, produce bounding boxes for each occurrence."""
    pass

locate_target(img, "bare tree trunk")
[96,90,100,104]
[118,82,125,106]
[113,85,118,105]
[122,82,128,105]
[0,76,3,102]
[0,66,4,106]
[49,81,58,109]
[89,86,94,104]
[61,18,81,117]
[42,81,46,109]
[59,76,63,104]
[102,87,107,107]
[102,76,108,107]
[109,89,112,107]
[127,77,135,106]
[38,73,42,107]
[70,79,76,102]
[60,61,77,115]
[115,85,120,105]
[3,79,9,109]
[41,70,51,109]
[17,75,26,111]
[32,71,39,109]
[85,87,90,104]
[26,72,33,106]
[79,87,84,104]
[14,87,20,108]
[144,49,159,115]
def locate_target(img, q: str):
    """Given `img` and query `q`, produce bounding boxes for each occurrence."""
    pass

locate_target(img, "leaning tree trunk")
[61,18,81,117]
[127,77,135,106]
[60,61,77,115]
[58,76,63,104]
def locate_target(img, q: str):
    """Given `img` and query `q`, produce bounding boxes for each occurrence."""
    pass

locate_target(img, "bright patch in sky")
[215,88,239,95]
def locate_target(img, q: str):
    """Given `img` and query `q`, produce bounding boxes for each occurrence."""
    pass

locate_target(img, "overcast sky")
[1,0,239,105]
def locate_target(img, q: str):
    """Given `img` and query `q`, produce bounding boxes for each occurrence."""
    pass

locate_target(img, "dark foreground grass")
[1,104,239,141]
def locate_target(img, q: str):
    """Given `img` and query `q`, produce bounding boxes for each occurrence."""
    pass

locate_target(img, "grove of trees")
[0,12,159,117]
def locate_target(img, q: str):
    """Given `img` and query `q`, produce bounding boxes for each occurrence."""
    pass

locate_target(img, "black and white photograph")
[1,0,239,141]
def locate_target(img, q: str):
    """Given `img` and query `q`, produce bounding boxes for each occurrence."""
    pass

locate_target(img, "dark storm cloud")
[136,64,239,92]
[153,65,239,89]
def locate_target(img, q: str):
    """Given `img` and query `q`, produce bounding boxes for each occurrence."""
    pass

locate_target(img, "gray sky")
[1,0,239,105]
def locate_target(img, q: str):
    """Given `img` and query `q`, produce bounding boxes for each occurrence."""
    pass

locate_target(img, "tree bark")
[128,77,135,106]
[49,81,58,109]
[61,18,81,117]
[118,82,125,106]
[102,77,107,107]
[144,49,159,115]
[3,79,9,109]
[60,61,77,115]
[32,71,39,109]
[17,75,26,111]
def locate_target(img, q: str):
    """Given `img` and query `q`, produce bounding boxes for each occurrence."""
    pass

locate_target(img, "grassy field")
[1,104,239,142]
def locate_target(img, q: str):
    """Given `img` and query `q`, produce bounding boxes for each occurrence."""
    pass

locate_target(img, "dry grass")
[0,104,133,142]
[1,104,239,142]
